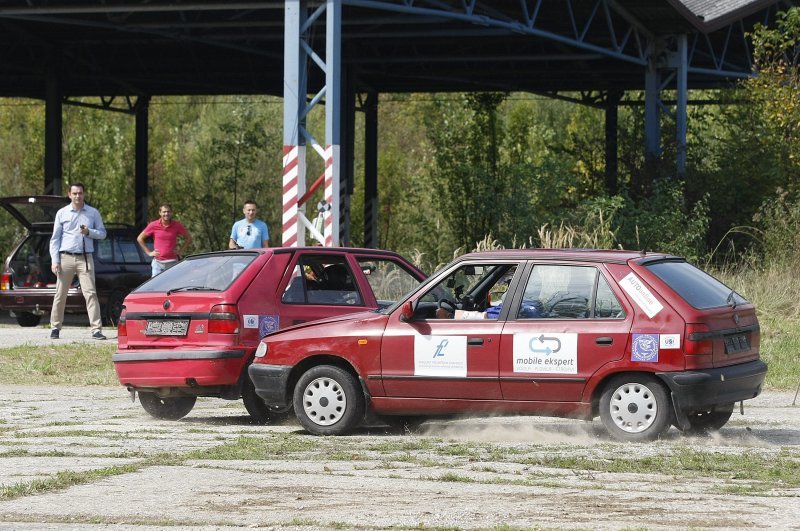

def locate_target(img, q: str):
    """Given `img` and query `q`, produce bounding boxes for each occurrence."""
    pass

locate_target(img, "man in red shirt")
[137,203,192,277]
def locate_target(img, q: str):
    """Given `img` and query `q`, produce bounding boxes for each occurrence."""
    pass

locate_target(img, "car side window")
[356,257,420,309]
[518,265,596,319]
[595,274,625,318]
[417,263,517,319]
[96,239,114,262]
[116,237,144,264]
[281,255,363,306]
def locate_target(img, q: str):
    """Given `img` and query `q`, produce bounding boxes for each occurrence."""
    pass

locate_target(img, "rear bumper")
[113,349,248,389]
[0,287,85,313]
[656,359,767,413]
[248,363,292,408]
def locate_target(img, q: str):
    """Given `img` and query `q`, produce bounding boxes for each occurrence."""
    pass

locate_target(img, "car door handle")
[467,338,484,346]
[293,319,306,325]
[595,336,613,345]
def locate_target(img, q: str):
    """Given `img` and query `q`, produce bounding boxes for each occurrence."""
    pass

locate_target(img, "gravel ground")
[0,382,798,530]
[0,312,118,345]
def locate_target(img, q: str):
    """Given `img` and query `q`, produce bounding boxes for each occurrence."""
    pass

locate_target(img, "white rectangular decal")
[414,335,468,377]
[660,334,681,349]
[512,333,578,374]
[619,272,663,319]
[243,315,259,329]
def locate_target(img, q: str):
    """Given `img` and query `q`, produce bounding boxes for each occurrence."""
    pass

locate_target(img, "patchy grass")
[0,343,117,386]
[758,316,800,390]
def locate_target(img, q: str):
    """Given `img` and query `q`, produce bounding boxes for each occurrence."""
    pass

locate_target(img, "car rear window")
[643,260,748,310]
[134,253,258,293]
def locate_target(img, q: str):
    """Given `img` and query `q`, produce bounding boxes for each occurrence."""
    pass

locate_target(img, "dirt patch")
[0,385,798,530]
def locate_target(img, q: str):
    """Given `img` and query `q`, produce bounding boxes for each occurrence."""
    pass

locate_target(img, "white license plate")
[145,319,189,336]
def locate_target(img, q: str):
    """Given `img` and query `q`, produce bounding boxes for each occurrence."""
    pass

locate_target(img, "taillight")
[117,308,127,337]
[209,304,239,334]
[1,273,11,291]
[685,323,712,356]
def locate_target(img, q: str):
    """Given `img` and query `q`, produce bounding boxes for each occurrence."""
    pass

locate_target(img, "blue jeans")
[151,259,178,277]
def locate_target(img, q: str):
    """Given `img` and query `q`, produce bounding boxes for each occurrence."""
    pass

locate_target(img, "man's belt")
[60,251,85,256]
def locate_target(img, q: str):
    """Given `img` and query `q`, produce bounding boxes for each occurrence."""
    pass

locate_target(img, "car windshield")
[134,252,258,293]
[644,259,748,310]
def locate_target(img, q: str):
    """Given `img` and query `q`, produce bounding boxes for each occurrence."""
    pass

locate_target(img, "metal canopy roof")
[0,1,793,99]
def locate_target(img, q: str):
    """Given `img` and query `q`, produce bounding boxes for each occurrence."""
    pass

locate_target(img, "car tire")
[681,403,735,434]
[599,374,672,442]
[241,373,293,424]
[293,365,364,435]
[15,311,42,327]
[102,290,127,327]
[138,392,196,420]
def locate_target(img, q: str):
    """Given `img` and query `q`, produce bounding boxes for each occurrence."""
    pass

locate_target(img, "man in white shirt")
[48,182,107,340]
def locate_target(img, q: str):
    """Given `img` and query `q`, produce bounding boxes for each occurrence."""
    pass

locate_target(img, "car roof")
[456,248,676,264]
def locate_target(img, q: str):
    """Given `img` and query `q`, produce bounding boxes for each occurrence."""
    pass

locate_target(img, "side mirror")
[399,300,414,322]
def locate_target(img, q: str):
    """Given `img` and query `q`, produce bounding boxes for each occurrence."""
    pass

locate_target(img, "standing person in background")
[49,182,107,340]
[229,200,269,249]
[137,203,192,277]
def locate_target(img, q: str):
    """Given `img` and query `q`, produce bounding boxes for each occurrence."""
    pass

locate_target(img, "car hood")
[0,195,68,230]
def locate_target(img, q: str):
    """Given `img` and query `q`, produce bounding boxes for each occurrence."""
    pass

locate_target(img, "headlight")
[254,342,268,358]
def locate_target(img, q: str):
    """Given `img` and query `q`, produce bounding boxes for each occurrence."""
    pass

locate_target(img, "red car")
[249,249,766,441]
[113,247,425,421]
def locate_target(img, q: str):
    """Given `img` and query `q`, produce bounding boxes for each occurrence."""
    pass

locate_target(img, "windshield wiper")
[166,286,220,295]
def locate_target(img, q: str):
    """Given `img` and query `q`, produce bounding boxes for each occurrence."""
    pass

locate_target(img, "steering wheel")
[438,298,456,315]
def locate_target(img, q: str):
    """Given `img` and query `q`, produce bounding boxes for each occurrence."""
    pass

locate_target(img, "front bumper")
[657,359,767,415]
[113,349,247,389]
[248,363,292,408]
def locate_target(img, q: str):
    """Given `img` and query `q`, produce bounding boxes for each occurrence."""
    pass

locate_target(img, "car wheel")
[599,374,672,442]
[241,373,292,424]
[15,311,42,327]
[681,403,735,434]
[138,392,196,420]
[103,290,127,327]
[293,365,364,435]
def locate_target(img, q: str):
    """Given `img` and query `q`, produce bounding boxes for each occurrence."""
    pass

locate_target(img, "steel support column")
[282,0,342,247]
[134,96,150,230]
[44,55,62,196]
[604,90,621,196]
[364,92,378,248]
[675,34,688,180]
[323,0,342,246]
[282,0,308,247]
[644,45,661,173]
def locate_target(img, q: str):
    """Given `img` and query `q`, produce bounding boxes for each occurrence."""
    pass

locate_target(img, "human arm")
[85,207,107,240]
[178,230,192,257]
[49,212,63,274]
[137,230,157,258]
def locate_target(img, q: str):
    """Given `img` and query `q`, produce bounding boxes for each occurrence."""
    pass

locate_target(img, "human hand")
[80,224,89,235]
[51,263,61,274]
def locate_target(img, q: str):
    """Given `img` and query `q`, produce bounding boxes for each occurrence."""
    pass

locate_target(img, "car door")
[499,262,633,402]
[380,261,522,400]
[277,251,371,327]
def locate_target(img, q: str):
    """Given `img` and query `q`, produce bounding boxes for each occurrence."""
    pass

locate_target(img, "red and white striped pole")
[323,145,335,247]
[282,145,300,247]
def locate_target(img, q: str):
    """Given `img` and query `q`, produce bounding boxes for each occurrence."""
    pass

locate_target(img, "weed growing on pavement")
[0,343,117,385]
